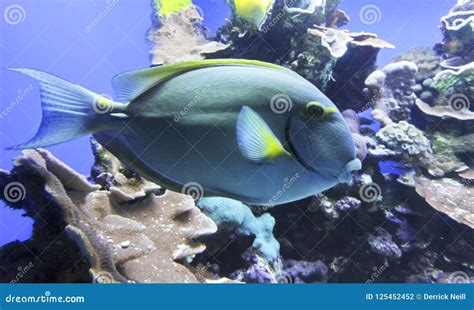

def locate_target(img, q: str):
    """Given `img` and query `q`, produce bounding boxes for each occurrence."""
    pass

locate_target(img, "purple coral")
[368,228,402,259]
[283,259,328,283]
[230,253,275,283]
[334,197,361,213]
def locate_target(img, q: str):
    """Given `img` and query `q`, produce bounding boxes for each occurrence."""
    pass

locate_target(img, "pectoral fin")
[236,106,290,163]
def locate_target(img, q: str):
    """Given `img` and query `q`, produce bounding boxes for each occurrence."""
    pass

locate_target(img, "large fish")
[7,59,361,205]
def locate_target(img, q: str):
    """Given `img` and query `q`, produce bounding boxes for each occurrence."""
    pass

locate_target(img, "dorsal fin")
[111,59,292,102]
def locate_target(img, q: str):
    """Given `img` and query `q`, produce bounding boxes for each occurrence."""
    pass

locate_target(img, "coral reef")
[415,98,474,121]
[308,26,394,59]
[197,197,280,262]
[148,3,228,65]
[415,176,474,229]
[1,0,473,285]
[0,146,218,283]
[230,253,278,283]
[367,228,402,259]
[209,0,394,112]
[438,0,474,62]
[375,121,432,161]
[364,61,418,126]
[282,259,328,283]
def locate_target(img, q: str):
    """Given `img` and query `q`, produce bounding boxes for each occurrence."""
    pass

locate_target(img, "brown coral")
[308,26,395,59]
[416,99,474,121]
[8,149,217,283]
[415,176,474,229]
[148,6,229,65]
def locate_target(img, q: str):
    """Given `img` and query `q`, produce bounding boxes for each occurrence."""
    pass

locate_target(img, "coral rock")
[415,176,474,229]
[367,228,402,259]
[308,26,394,59]
[365,61,418,126]
[415,98,474,121]
[148,5,229,65]
[375,121,432,160]
[10,149,217,283]
[283,259,328,283]
[197,197,280,262]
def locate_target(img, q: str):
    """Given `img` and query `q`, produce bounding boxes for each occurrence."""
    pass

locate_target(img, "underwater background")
[0,0,473,283]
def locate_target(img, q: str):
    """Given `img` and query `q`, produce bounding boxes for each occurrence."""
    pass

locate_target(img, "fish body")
[8,59,360,206]
[233,0,274,28]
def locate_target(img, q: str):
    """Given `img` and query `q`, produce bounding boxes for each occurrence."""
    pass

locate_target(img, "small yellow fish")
[155,0,192,17]
[234,0,274,29]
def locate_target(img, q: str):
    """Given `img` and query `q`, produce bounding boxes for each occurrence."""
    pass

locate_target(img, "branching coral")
[197,197,280,262]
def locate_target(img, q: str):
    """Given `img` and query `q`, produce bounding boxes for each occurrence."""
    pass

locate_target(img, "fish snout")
[336,158,362,184]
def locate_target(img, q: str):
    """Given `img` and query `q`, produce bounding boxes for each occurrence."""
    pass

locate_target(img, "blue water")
[0,0,456,247]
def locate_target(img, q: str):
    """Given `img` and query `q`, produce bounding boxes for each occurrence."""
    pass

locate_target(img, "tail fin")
[6,69,125,150]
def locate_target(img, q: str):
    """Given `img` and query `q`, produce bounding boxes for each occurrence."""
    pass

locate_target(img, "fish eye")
[304,101,326,119]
